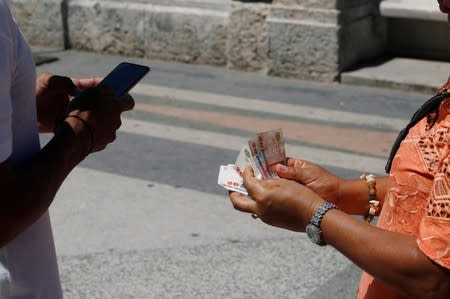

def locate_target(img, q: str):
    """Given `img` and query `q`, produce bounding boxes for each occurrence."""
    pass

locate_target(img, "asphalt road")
[34,49,429,299]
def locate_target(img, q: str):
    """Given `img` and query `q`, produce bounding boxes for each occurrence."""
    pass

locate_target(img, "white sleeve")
[0,33,13,163]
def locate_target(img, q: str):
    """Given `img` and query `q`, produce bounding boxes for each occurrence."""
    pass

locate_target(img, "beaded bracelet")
[66,115,94,155]
[360,173,380,223]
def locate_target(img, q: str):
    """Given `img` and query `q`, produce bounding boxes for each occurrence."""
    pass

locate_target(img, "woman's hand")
[229,166,326,232]
[273,158,344,205]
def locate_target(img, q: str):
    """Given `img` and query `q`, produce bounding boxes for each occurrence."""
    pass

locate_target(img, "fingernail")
[278,164,288,172]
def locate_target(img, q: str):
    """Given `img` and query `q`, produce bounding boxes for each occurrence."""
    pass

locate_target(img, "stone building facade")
[11,0,386,81]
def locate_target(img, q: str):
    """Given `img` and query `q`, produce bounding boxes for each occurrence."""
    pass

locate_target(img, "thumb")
[273,163,300,181]
[116,93,135,112]
[48,75,78,94]
[274,158,312,182]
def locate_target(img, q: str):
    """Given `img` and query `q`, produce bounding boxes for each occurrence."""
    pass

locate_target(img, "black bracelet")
[66,115,94,155]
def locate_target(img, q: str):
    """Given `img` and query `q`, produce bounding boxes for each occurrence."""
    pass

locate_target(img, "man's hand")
[36,73,103,133]
[64,85,134,156]
[71,76,102,90]
[36,72,78,133]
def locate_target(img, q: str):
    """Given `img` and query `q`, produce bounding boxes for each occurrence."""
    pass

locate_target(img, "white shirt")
[0,1,62,298]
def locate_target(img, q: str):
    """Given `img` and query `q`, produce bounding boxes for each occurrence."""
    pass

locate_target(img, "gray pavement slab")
[50,167,357,299]
[59,238,353,299]
[305,264,362,299]
[341,57,450,94]
[33,49,431,299]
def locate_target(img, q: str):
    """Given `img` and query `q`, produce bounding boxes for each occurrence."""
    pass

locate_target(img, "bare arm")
[337,176,389,215]
[0,118,89,246]
[230,167,449,299]
[0,86,134,246]
[322,209,449,299]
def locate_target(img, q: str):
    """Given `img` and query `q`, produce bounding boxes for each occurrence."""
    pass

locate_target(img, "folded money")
[218,128,286,195]
[217,165,248,195]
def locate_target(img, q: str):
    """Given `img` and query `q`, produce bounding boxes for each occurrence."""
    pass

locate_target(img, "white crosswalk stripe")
[121,118,387,174]
[133,83,409,131]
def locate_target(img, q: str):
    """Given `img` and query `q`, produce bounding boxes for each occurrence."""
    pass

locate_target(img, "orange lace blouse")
[357,79,450,299]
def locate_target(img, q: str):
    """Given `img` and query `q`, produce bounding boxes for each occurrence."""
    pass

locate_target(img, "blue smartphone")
[99,62,150,97]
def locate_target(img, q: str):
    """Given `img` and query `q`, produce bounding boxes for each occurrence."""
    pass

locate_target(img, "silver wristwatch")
[306,202,337,246]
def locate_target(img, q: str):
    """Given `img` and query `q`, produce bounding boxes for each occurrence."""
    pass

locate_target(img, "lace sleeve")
[417,158,450,269]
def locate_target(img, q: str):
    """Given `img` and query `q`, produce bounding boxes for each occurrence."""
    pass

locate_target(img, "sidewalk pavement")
[34,48,432,299]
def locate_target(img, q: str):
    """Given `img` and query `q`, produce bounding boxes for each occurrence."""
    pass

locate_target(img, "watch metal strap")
[310,202,337,228]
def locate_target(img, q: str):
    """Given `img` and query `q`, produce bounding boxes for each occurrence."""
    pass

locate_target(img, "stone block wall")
[227,2,269,73]
[10,0,65,48]
[266,0,385,81]
[67,1,229,65]
[9,0,386,82]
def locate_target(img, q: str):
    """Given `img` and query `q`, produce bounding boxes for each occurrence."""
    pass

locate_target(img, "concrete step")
[126,0,229,10]
[379,0,450,61]
[380,0,447,22]
[341,57,450,94]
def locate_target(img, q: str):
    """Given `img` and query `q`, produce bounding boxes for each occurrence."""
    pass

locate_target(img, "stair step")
[380,0,447,21]
[341,57,450,94]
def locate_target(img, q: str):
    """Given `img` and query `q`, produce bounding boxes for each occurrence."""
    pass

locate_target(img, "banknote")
[248,138,270,179]
[218,129,286,195]
[235,145,263,180]
[257,128,286,176]
[217,165,248,195]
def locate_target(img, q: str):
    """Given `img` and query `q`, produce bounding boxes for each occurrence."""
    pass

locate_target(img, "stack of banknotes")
[218,128,286,195]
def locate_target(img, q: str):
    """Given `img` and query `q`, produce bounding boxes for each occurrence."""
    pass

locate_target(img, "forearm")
[321,210,449,299]
[0,120,89,246]
[337,176,389,215]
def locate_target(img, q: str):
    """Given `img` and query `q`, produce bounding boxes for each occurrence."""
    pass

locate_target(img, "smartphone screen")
[99,62,150,97]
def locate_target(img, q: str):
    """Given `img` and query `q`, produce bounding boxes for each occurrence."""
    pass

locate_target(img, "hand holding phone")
[65,62,149,153]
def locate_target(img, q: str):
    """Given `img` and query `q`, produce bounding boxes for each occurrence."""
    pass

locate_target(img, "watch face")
[306,225,322,244]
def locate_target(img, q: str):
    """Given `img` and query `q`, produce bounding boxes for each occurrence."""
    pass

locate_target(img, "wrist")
[306,201,338,246]
[336,178,345,205]
[304,198,326,228]
[57,114,93,159]
[66,114,94,155]
[360,173,380,223]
